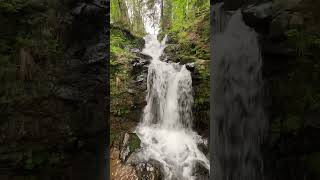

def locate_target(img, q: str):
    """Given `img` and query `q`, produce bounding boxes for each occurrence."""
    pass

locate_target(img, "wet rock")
[71,3,86,15]
[84,42,107,64]
[120,133,131,161]
[136,74,146,83]
[71,1,107,17]
[119,133,141,162]
[243,2,273,20]
[54,85,80,101]
[134,160,163,180]
[242,2,273,33]
[115,135,162,180]
[192,161,210,180]
[216,0,266,10]
[198,142,209,158]
[135,52,152,61]
[131,52,152,74]
[186,63,195,72]
[130,48,140,53]
[132,57,150,69]
[269,11,290,39]
[273,0,302,11]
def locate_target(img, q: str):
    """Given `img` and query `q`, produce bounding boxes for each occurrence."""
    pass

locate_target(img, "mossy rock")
[176,55,198,64]
[128,133,141,153]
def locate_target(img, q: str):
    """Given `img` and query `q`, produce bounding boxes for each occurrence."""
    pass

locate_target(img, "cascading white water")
[212,6,267,180]
[135,34,209,180]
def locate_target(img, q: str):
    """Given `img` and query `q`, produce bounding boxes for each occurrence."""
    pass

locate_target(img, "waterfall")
[135,34,209,179]
[212,4,267,180]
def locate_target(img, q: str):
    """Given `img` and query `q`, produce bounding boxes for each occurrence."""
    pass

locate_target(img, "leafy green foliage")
[110,0,211,133]
[159,0,210,109]
[110,25,144,118]
[111,0,145,36]
[161,0,210,33]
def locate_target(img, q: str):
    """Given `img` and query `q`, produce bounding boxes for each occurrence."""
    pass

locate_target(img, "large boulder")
[119,133,141,162]
[111,132,163,180]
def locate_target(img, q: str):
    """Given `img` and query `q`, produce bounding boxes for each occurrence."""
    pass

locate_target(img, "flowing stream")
[128,1,210,179]
[211,4,267,180]
[135,30,209,180]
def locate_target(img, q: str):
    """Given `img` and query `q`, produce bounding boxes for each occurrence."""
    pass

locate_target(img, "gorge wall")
[0,1,108,179]
[212,0,320,179]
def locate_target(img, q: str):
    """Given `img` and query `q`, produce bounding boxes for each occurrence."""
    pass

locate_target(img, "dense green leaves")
[161,0,210,33]
[111,0,145,36]
[110,0,211,136]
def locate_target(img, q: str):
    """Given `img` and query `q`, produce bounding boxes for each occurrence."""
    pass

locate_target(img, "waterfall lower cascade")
[135,34,210,180]
[212,6,267,180]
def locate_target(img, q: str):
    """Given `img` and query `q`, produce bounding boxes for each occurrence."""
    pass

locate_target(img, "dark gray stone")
[243,2,273,20]
[269,11,290,38]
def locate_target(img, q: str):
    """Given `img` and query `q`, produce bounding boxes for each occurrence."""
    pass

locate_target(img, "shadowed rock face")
[215,0,266,10]
[212,1,320,180]
[0,1,108,180]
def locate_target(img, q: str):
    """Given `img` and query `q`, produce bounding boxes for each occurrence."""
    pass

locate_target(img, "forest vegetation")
[110,0,211,142]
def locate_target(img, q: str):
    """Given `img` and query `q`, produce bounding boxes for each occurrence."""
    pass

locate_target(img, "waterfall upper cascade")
[212,4,267,180]
[135,34,210,180]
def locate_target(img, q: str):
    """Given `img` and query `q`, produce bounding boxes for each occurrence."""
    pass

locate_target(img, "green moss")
[164,10,210,109]
[110,26,145,119]
[193,60,210,108]
[128,133,141,152]
[164,9,210,61]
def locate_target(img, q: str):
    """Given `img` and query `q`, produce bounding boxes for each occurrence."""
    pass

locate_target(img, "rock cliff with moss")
[0,0,108,179]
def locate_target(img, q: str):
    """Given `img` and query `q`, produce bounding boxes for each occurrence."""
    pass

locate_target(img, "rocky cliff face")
[0,1,108,179]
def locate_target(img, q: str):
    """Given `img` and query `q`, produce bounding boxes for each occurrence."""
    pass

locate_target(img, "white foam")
[135,32,209,180]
